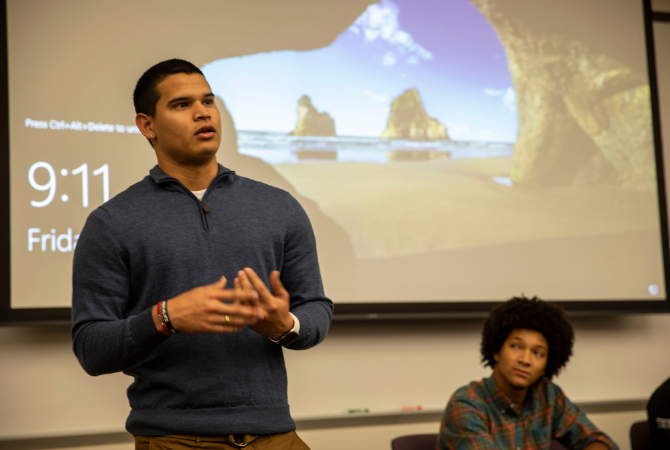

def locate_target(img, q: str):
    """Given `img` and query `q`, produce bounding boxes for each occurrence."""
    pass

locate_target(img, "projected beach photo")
[202,0,663,301]
[9,0,665,307]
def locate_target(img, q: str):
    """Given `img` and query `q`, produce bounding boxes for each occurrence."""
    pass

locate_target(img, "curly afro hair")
[480,296,574,380]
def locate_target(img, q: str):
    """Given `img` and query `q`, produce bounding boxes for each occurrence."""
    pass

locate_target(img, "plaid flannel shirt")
[438,377,619,450]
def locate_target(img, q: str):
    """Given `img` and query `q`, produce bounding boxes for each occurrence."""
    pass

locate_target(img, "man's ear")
[494,352,500,363]
[136,113,155,140]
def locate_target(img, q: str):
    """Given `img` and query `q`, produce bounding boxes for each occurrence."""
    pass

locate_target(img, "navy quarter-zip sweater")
[71,164,333,436]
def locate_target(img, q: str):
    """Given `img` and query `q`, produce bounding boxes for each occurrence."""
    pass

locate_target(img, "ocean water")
[236,130,514,164]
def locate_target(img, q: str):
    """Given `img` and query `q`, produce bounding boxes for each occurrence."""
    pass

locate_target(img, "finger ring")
[225,315,230,324]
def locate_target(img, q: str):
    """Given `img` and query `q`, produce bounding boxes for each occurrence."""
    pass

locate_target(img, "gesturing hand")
[235,268,294,340]
[153,275,259,335]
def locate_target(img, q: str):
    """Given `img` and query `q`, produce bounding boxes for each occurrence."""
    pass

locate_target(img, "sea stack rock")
[289,95,337,137]
[382,88,449,140]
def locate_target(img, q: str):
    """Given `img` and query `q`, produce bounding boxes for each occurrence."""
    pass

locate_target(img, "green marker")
[347,408,370,413]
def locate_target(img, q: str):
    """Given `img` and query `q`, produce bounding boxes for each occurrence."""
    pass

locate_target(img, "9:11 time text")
[29,161,110,208]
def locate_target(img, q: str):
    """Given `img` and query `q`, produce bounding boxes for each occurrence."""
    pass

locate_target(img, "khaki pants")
[135,432,310,450]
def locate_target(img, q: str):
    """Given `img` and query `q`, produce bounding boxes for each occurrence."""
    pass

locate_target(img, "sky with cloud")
[203,0,517,142]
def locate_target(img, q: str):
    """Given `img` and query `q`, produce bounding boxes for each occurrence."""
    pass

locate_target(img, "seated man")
[438,297,618,450]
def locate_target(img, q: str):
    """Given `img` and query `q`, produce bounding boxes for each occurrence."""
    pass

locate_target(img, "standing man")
[71,59,333,449]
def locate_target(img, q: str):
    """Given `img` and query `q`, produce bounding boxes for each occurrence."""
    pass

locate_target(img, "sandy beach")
[272,157,665,302]
[275,158,661,260]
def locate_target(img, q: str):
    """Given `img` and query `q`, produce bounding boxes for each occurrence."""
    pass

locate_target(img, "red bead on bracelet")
[156,301,169,334]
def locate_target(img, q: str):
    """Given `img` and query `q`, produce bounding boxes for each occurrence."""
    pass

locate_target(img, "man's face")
[149,72,221,165]
[493,328,548,390]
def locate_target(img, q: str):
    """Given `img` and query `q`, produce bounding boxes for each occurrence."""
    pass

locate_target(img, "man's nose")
[194,102,210,119]
[518,350,531,365]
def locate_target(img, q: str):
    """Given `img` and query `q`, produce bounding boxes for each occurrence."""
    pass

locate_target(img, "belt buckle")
[226,434,249,448]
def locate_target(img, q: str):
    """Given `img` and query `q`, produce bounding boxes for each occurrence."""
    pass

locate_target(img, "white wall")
[286,315,670,417]
[1,314,670,450]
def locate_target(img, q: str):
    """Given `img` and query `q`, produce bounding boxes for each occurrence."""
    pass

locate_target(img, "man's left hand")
[235,268,294,340]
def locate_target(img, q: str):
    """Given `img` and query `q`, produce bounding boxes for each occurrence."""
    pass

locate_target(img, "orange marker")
[401,405,423,412]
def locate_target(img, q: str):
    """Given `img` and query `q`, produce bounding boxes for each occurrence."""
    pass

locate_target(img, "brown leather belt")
[225,434,263,447]
[166,434,264,448]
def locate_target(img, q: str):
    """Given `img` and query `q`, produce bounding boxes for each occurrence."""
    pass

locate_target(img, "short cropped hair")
[480,296,574,380]
[133,59,204,117]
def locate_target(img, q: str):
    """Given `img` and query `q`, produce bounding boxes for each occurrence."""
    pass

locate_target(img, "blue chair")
[391,433,569,450]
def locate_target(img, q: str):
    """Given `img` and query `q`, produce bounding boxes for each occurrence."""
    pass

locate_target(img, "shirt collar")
[485,375,539,416]
[149,163,234,184]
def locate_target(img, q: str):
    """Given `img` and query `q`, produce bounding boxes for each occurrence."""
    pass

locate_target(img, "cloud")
[363,90,390,103]
[484,87,516,113]
[349,0,433,64]
[484,88,505,96]
[382,51,397,66]
[502,88,516,113]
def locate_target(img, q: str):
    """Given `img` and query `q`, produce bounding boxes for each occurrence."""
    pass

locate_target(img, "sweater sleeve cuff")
[285,308,325,350]
[127,305,170,350]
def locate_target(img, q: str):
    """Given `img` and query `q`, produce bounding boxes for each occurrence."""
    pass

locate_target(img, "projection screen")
[1,0,669,322]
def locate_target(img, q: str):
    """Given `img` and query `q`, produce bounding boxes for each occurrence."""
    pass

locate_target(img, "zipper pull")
[200,199,210,213]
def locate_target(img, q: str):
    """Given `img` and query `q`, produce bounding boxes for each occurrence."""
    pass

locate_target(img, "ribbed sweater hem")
[126,404,295,436]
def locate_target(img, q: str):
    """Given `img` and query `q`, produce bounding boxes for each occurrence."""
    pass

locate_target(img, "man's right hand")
[152,276,259,335]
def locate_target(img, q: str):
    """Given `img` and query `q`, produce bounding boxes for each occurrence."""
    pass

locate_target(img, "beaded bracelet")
[156,301,170,334]
[160,299,179,334]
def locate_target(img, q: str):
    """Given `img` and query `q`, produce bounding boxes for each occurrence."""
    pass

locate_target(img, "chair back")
[391,433,569,450]
[630,420,651,450]
[550,439,568,450]
[391,434,437,450]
